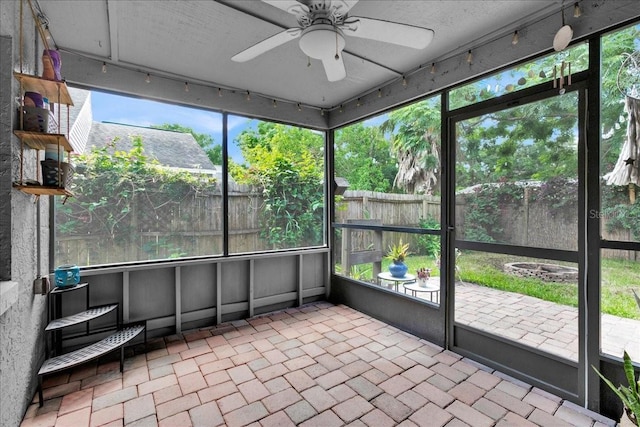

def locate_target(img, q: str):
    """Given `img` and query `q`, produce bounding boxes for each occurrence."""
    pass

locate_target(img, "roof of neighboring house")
[87,121,215,170]
[64,87,216,171]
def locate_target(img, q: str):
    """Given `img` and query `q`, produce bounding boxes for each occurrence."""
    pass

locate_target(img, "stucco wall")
[0,2,50,426]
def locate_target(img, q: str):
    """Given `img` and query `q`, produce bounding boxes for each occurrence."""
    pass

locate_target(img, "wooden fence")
[55,182,267,265]
[337,189,636,261]
[56,186,636,266]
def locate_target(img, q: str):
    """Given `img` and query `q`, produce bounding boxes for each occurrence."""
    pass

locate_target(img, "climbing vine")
[56,136,217,263]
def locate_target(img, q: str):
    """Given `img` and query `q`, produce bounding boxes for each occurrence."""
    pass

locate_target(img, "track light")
[512,31,519,45]
[246,91,251,101]
[378,88,382,98]
[466,50,473,64]
[402,76,407,86]
[430,63,436,74]
[102,62,107,73]
[273,99,277,108]
[145,73,151,83]
[218,88,223,97]
[184,82,189,92]
[356,98,361,107]
[297,103,302,111]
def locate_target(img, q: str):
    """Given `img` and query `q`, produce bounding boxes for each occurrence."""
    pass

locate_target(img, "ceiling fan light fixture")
[299,24,345,60]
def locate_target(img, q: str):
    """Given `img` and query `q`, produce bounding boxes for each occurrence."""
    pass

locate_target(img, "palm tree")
[380,97,441,195]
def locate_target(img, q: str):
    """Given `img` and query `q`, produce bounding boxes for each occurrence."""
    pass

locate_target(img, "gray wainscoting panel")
[181,263,217,313]
[129,268,175,321]
[453,325,579,401]
[54,249,329,349]
[330,276,445,346]
[302,253,326,289]
[221,260,250,304]
[254,257,297,298]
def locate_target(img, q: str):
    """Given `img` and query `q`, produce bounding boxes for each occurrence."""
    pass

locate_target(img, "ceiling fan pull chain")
[335,29,339,60]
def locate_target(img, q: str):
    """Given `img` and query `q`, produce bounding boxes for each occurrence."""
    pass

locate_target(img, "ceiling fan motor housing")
[299,23,346,59]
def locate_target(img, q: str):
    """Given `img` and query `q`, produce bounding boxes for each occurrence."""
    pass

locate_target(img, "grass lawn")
[343,251,640,320]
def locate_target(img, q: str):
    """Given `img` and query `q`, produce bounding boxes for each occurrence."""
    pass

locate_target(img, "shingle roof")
[65,87,215,171]
[87,121,215,170]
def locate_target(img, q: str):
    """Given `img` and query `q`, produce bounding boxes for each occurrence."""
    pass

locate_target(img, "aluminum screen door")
[448,86,586,401]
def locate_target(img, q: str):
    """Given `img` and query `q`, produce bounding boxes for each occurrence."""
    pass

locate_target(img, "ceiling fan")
[231,0,434,82]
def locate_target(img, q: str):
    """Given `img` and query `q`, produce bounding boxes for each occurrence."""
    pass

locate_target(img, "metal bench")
[37,323,145,407]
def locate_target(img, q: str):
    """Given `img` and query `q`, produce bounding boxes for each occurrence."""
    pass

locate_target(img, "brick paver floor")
[454,282,640,361]
[22,302,616,427]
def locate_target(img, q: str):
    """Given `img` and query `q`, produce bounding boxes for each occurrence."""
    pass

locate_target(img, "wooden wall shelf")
[13,131,73,151]
[12,185,73,197]
[14,73,73,106]
[14,71,75,199]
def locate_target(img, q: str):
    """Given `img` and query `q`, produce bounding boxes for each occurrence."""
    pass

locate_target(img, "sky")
[89,90,393,165]
[90,91,252,163]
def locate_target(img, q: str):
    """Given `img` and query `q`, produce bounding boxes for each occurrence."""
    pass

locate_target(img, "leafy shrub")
[416,216,440,256]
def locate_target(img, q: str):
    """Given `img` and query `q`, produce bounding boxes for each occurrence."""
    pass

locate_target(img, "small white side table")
[403,277,440,303]
[377,272,415,292]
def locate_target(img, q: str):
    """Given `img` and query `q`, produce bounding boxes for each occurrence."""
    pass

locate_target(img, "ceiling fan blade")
[321,55,347,82]
[260,0,309,16]
[232,28,302,62]
[342,16,434,50]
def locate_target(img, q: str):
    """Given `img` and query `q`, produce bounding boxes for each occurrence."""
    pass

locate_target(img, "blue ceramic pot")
[54,265,80,288]
[388,261,408,278]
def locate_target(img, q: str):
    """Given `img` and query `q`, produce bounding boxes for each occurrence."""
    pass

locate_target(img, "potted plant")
[385,239,410,278]
[593,290,640,426]
[416,267,431,287]
[594,351,640,426]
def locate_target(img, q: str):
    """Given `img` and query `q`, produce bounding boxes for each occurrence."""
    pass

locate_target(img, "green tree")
[56,136,216,264]
[334,122,396,192]
[153,123,222,164]
[230,122,325,249]
[455,90,579,189]
[380,97,441,195]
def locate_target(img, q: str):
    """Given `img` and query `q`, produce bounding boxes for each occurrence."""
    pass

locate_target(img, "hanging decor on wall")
[605,51,640,203]
[551,6,577,94]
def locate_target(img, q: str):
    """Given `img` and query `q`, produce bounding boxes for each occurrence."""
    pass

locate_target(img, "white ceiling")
[35,0,640,126]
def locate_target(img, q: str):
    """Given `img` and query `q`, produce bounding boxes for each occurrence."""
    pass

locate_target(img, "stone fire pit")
[503,262,578,283]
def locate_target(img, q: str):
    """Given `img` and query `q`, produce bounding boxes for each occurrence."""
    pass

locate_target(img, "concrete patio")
[21,301,616,427]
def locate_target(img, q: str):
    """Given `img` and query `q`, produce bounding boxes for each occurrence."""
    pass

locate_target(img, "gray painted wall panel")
[0,35,12,281]
[330,276,445,346]
[221,261,249,304]
[453,325,579,400]
[181,264,216,313]
[0,6,52,426]
[51,252,327,346]
[254,257,297,298]
[129,268,175,321]
[302,253,325,289]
